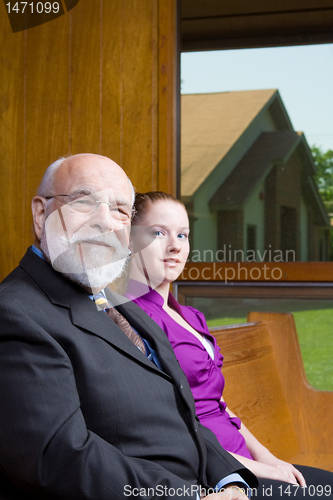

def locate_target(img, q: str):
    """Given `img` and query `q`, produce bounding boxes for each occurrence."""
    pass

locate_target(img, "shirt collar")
[31,245,112,303]
[31,244,46,261]
[89,290,104,301]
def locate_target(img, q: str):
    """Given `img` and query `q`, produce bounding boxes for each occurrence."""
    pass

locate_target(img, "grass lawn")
[293,309,333,391]
[206,307,333,392]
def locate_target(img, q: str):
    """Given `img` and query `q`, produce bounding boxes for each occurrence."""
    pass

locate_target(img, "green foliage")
[311,145,333,211]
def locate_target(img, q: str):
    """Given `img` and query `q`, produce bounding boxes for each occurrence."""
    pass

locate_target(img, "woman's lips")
[163,258,180,267]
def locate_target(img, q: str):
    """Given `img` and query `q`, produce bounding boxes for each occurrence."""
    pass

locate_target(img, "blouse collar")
[126,280,219,347]
[125,279,175,309]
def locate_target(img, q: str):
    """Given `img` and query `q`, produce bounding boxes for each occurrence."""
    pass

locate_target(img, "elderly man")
[0,154,257,500]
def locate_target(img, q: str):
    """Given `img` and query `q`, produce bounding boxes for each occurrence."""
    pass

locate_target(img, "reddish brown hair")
[132,191,185,225]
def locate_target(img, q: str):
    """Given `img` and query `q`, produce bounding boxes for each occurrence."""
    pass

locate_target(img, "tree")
[311,145,333,213]
[312,146,333,260]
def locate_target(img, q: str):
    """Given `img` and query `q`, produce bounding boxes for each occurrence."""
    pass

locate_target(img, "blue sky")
[181,44,333,151]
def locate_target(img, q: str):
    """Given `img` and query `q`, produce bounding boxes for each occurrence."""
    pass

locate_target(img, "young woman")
[127,191,333,496]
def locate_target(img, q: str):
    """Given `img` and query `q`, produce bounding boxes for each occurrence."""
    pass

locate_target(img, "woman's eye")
[178,233,188,239]
[154,230,163,237]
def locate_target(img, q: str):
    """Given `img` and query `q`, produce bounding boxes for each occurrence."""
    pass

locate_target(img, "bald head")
[37,154,134,204]
[32,153,134,292]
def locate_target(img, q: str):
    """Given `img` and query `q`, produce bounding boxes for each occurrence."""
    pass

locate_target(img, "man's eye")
[110,207,130,221]
[71,198,95,206]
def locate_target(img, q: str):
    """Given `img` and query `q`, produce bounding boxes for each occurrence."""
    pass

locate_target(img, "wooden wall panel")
[24,17,71,247]
[0,18,26,272]
[181,0,333,18]
[181,0,333,50]
[70,1,102,154]
[120,0,158,191]
[158,0,179,196]
[0,0,179,281]
[100,1,123,162]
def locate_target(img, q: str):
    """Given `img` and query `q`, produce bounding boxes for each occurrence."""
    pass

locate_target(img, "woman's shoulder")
[176,301,210,333]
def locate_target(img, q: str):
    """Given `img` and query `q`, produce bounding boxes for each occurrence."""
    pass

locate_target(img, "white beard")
[66,253,129,291]
[40,224,129,291]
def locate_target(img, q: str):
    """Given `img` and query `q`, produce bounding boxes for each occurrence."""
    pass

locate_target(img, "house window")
[280,206,297,261]
[247,225,257,255]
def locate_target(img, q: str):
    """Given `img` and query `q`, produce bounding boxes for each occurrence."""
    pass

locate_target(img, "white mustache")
[60,233,124,249]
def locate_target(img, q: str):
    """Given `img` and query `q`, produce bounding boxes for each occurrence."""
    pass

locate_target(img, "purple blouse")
[127,282,253,460]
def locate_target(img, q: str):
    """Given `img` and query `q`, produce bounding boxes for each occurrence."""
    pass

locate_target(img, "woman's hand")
[224,403,306,487]
[246,458,306,486]
[230,452,306,486]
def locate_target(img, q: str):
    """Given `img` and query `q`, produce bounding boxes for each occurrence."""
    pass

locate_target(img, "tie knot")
[93,293,111,311]
[93,293,146,355]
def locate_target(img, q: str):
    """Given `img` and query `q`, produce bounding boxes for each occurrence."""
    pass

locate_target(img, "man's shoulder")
[0,247,68,306]
[0,249,80,336]
[0,259,33,294]
[0,255,44,306]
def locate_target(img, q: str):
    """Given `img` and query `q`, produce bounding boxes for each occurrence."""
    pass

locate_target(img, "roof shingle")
[181,89,278,197]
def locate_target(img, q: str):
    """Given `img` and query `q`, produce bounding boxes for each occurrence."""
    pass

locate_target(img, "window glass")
[181,45,333,262]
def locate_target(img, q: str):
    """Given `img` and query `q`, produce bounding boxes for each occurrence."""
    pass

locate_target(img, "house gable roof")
[181,89,288,197]
[209,130,301,210]
[209,130,329,226]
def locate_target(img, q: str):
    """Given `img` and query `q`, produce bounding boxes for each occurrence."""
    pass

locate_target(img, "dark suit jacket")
[0,248,257,499]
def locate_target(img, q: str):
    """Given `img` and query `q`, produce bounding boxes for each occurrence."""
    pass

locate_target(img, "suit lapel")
[20,249,169,377]
[116,299,197,410]
[21,247,196,408]
[70,289,171,377]
[20,249,201,457]
[71,294,197,416]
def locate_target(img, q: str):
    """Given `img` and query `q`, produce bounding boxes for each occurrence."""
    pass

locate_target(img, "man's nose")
[88,202,119,232]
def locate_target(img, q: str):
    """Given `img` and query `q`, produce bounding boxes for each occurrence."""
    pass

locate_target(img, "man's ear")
[31,196,47,241]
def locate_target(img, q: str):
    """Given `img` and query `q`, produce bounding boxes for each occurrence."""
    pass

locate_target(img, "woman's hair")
[132,191,185,225]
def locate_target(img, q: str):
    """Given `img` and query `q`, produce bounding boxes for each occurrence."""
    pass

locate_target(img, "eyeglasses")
[45,193,135,223]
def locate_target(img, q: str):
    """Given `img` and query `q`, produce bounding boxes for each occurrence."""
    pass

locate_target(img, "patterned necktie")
[94,293,146,354]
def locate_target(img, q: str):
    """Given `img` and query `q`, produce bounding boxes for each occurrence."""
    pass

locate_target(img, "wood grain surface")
[210,313,333,470]
[0,0,178,280]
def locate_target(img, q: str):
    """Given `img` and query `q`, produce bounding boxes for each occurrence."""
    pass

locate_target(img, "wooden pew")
[209,312,333,472]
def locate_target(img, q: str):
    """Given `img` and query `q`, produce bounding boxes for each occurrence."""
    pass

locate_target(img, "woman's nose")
[167,237,181,253]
